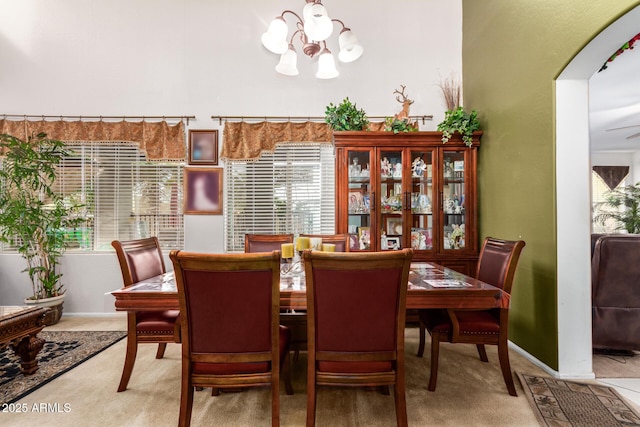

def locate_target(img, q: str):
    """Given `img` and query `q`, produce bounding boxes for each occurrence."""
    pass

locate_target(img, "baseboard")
[508,340,594,380]
[62,312,126,318]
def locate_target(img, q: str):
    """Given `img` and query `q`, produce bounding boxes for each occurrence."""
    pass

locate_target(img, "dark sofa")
[591,234,640,351]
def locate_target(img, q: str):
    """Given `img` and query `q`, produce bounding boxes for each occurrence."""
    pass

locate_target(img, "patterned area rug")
[518,372,640,426]
[0,331,126,405]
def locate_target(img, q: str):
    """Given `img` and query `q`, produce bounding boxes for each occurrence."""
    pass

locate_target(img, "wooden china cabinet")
[334,131,482,275]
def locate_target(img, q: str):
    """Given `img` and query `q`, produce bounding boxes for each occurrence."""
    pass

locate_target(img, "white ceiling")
[589,40,640,152]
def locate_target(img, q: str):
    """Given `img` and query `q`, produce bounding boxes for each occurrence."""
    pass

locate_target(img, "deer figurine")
[393,85,417,128]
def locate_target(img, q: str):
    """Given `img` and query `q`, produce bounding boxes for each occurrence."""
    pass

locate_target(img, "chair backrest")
[170,250,281,361]
[300,234,349,252]
[590,233,607,259]
[112,237,166,287]
[304,249,413,357]
[475,237,526,294]
[244,234,294,253]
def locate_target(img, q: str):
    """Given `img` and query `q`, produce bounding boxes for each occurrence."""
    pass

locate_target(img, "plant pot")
[24,294,65,326]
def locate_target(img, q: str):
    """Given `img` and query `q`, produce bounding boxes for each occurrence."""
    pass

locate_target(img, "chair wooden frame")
[112,237,180,392]
[299,234,349,252]
[244,234,294,253]
[417,237,525,396]
[304,249,413,427]
[170,250,289,427]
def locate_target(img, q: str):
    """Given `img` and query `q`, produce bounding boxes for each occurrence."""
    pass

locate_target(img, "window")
[225,143,335,252]
[9,142,185,251]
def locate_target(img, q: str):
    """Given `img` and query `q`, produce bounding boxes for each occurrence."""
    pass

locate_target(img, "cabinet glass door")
[409,150,434,251]
[347,150,372,251]
[379,150,404,250]
[442,150,466,250]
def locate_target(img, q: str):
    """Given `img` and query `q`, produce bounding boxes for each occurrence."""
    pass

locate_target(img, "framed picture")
[348,189,365,213]
[386,236,401,250]
[357,226,371,250]
[386,217,403,235]
[188,130,218,165]
[348,234,358,251]
[184,167,223,214]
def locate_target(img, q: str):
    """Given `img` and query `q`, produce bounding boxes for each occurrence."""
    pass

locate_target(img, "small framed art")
[188,130,218,165]
[386,217,403,235]
[386,236,401,250]
[184,167,223,215]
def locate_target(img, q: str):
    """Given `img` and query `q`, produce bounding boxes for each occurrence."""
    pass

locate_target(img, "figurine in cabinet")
[412,157,426,177]
[381,157,391,177]
[393,163,402,178]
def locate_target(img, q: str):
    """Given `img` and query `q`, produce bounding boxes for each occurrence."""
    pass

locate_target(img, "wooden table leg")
[11,333,46,375]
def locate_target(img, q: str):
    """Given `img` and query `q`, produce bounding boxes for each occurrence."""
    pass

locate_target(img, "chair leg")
[428,332,440,392]
[380,385,390,395]
[282,350,294,395]
[394,383,408,427]
[498,339,517,396]
[272,372,280,427]
[306,379,316,427]
[477,344,488,362]
[117,330,138,392]
[156,343,167,359]
[178,380,194,427]
[417,320,426,357]
[211,387,220,396]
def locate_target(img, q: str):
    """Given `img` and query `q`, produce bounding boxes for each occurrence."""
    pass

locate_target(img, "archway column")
[555,79,593,378]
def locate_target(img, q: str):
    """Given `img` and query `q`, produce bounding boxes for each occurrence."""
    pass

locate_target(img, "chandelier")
[261,0,364,79]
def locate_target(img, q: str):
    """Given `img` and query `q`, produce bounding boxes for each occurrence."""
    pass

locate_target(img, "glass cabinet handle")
[371,192,376,211]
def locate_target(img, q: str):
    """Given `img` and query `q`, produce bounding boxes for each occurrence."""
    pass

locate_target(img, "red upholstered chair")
[304,249,413,427]
[299,234,349,252]
[244,234,293,253]
[112,237,180,392]
[170,250,292,427]
[417,237,525,396]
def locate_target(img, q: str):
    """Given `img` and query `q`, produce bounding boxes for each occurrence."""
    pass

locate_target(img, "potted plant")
[594,183,640,234]
[0,133,84,325]
[325,97,370,131]
[437,106,480,147]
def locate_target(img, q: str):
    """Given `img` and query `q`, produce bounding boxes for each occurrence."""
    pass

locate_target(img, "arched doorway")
[555,6,640,378]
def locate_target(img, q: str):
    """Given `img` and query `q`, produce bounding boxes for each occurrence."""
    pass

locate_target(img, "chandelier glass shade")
[261,0,363,79]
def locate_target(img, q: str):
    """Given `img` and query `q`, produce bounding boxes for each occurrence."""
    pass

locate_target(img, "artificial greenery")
[437,107,480,147]
[384,117,418,134]
[325,97,369,131]
[0,133,84,299]
[594,183,640,234]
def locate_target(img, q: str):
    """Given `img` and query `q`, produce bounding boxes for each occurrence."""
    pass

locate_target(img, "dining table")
[111,262,509,313]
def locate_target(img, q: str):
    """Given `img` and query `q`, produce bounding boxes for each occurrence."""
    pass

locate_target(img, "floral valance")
[221,120,390,161]
[0,119,185,160]
[221,121,333,161]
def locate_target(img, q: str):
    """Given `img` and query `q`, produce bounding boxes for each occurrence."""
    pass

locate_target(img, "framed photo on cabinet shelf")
[348,189,365,213]
[386,236,401,250]
[188,130,218,165]
[386,217,403,235]
[184,167,222,215]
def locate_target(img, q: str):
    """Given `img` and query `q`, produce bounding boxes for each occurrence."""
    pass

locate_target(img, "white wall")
[0,0,463,313]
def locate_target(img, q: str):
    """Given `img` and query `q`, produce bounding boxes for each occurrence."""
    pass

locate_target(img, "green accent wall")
[462,0,640,369]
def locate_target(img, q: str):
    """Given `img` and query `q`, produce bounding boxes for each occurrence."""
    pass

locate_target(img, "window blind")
[50,142,184,251]
[225,143,335,252]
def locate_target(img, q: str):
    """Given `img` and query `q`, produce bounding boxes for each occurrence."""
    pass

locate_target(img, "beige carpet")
[593,352,640,378]
[3,317,544,426]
